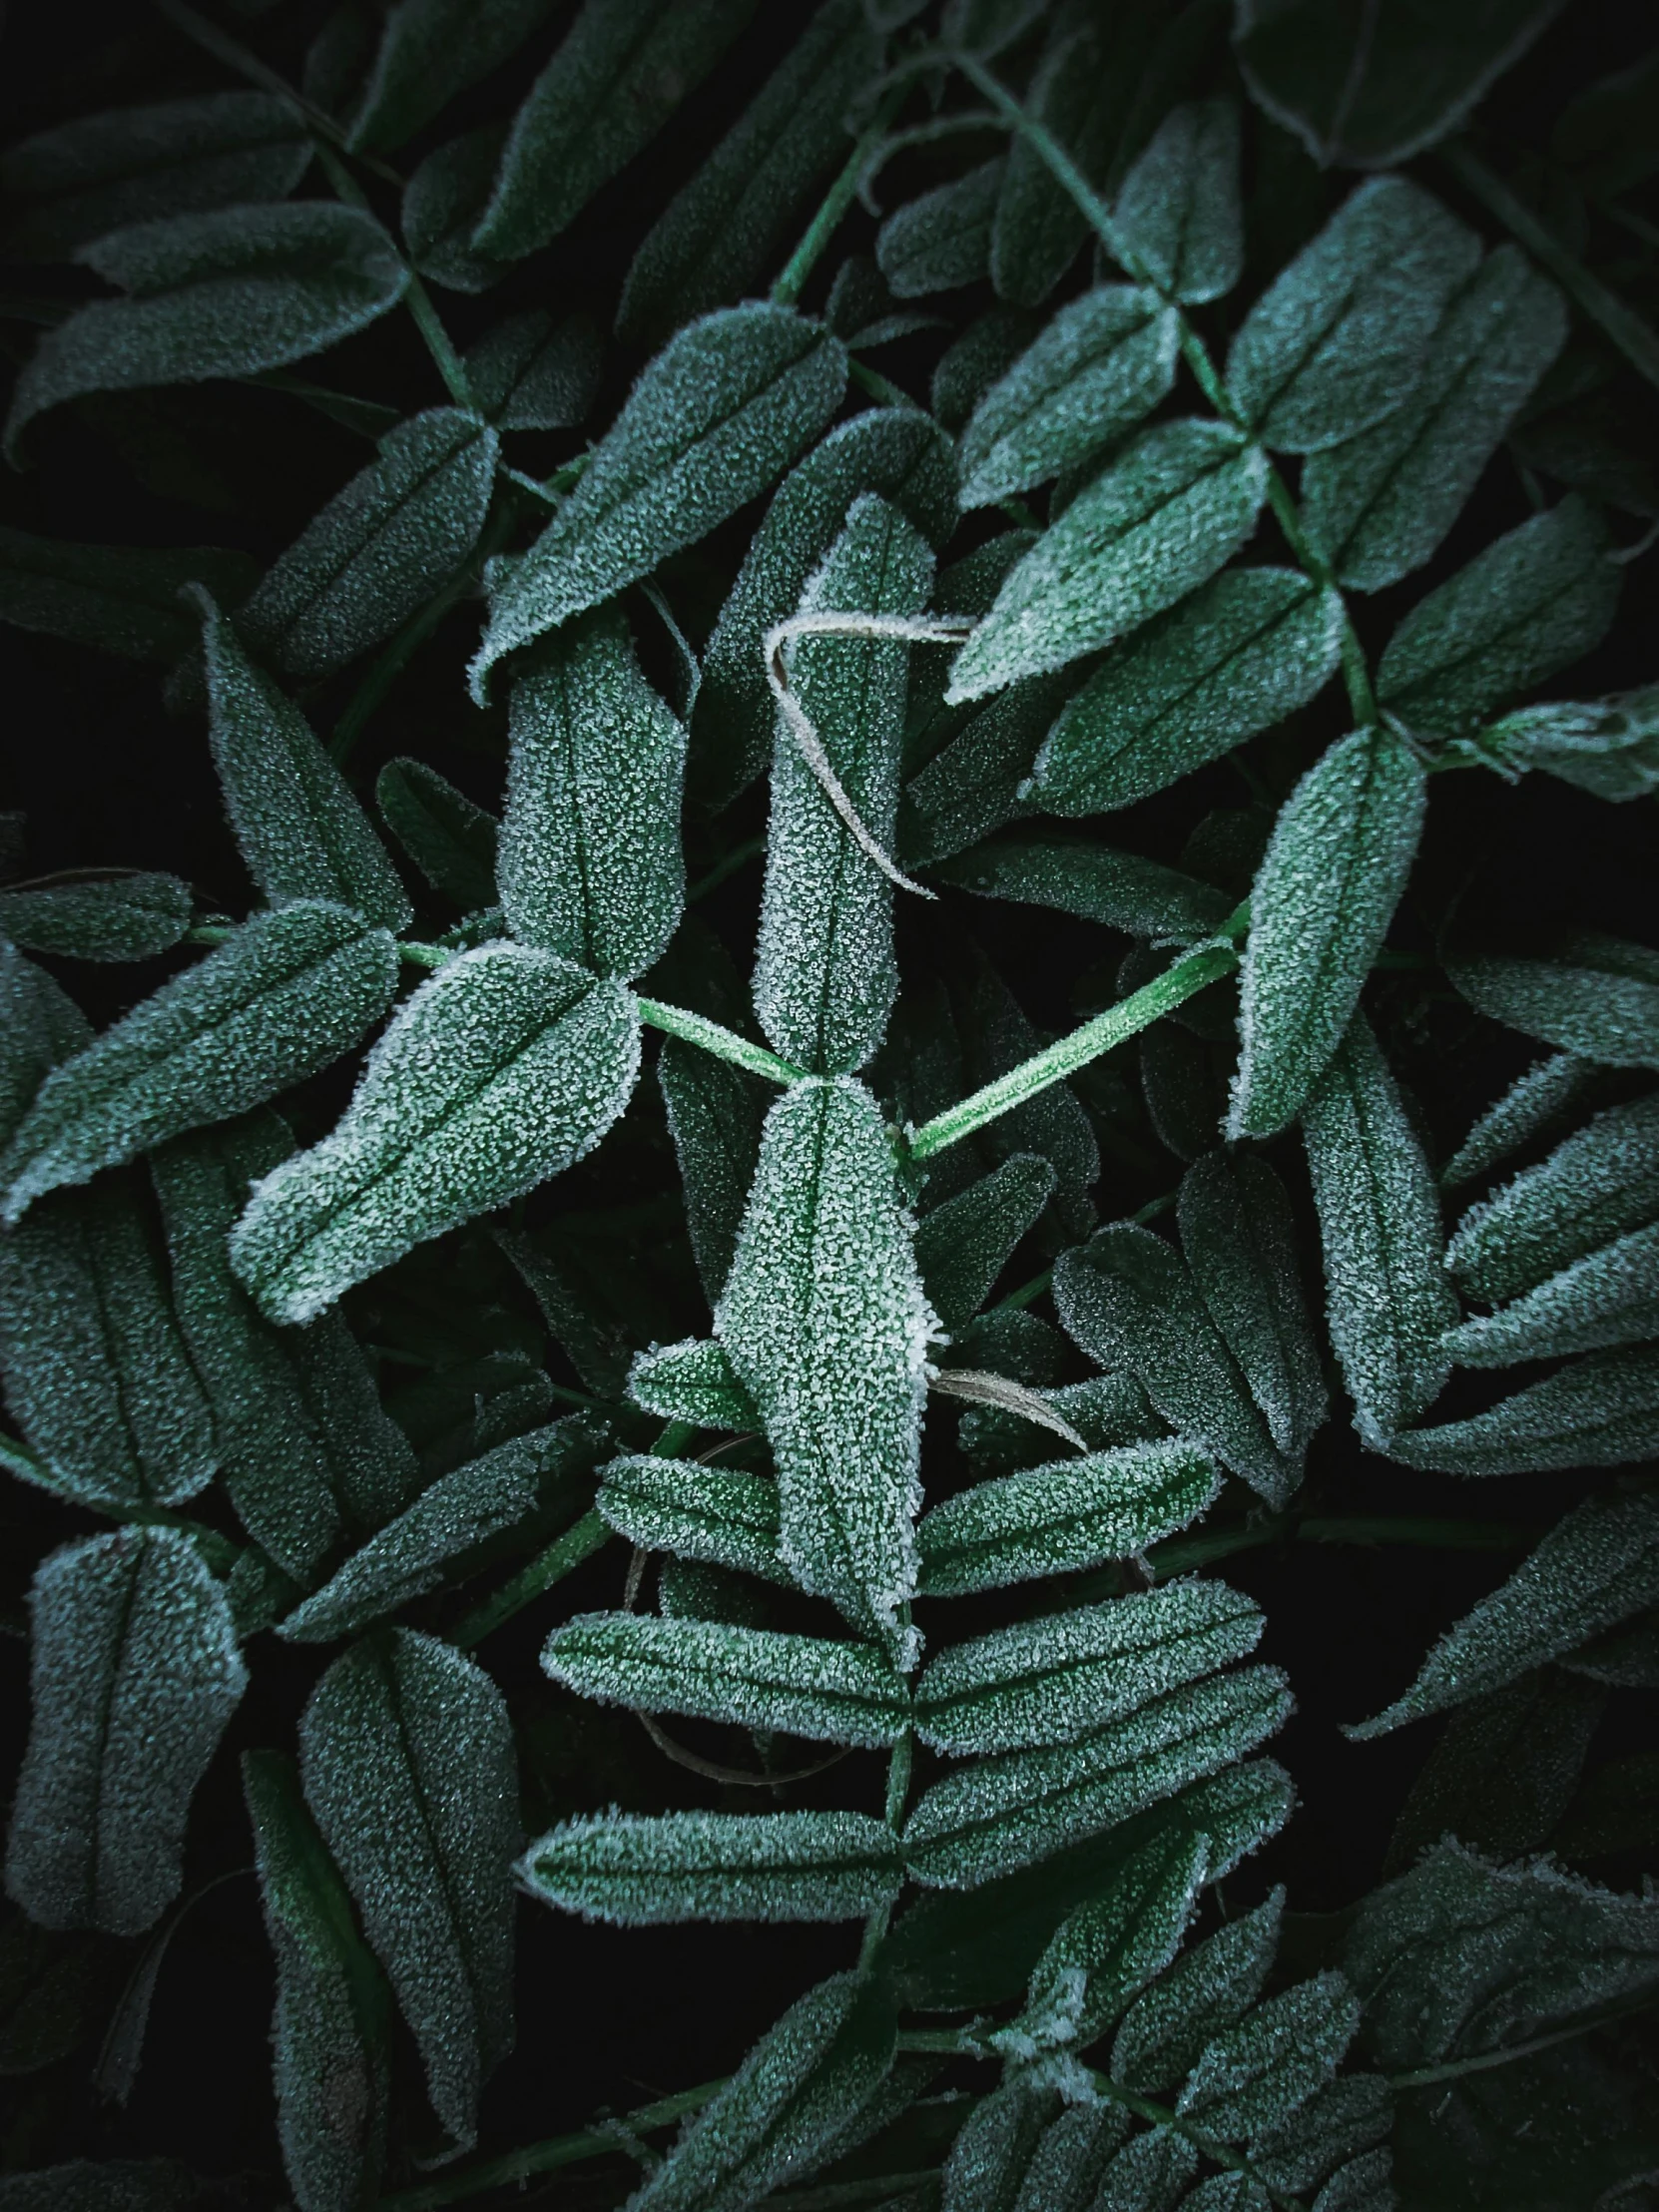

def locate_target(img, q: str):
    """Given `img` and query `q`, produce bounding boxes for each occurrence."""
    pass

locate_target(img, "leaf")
[498,607,685,982]
[1440,1050,1597,1191]
[0,92,312,263]
[657,1042,769,1306]
[543,1613,910,1748]
[1250,2074,1392,2198]
[299,1630,517,2152]
[1349,1491,1659,1736]
[1390,1344,1659,1473]
[1303,248,1566,592]
[626,1338,759,1431]
[519,1809,902,1926]
[938,2074,1062,2212]
[956,286,1180,510]
[716,1079,933,1659]
[1487,684,1659,803]
[470,305,846,700]
[0,2161,224,2210]
[1444,1220,1659,1367]
[490,1219,633,1399]
[194,593,411,931]
[901,1665,1291,1889]
[1301,1012,1458,1448]
[918,1439,1220,1597]
[1555,1749,1659,1860]
[1447,1093,1659,1303]
[1447,937,1659,1069]
[0,902,398,1226]
[374,759,499,912]
[1054,1225,1299,1507]
[238,409,499,684]
[877,159,1005,299]
[1111,1887,1284,2094]
[230,943,640,1324]
[1229,724,1426,1139]
[5,1529,246,1937]
[242,1750,391,2212]
[0,875,192,963]
[1090,2128,1199,2212]
[932,310,1041,432]
[1028,569,1340,819]
[595,1453,785,1584]
[617,0,883,349]
[462,308,602,431]
[345,0,562,154]
[1115,100,1244,305]
[693,407,955,810]
[626,1968,897,2212]
[913,1154,1054,1337]
[946,420,1270,703]
[4,205,408,464]
[1377,496,1620,734]
[1384,1671,1606,1872]
[401,126,512,295]
[1178,1972,1360,2143]
[935,832,1234,947]
[0,527,258,663]
[900,671,1068,868]
[1224,177,1480,452]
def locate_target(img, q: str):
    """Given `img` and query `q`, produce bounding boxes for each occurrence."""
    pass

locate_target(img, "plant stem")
[448,1508,611,1652]
[636,997,806,1086]
[772,84,911,309]
[1388,1987,1659,2088]
[848,356,917,408]
[859,1729,914,1966]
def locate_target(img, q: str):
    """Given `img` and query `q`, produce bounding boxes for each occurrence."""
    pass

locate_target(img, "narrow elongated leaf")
[938,2075,1062,2212]
[877,160,1004,299]
[1224,178,1479,452]
[462,309,601,431]
[1377,496,1620,733]
[1115,101,1243,304]
[1448,1093,1659,1303]
[626,1338,759,1431]
[1230,724,1426,1138]
[1386,1345,1659,1473]
[0,945,88,1151]
[243,1750,391,2212]
[299,1631,516,2152]
[239,409,498,683]
[918,1439,1220,1597]
[499,607,685,981]
[1110,1887,1284,2094]
[5,1530,246,1936]
[0,902,398,1225]
[716,1079,932,1659]
[1303,248,1566,591]
[543,1613,909,1748]
[470,306,846,698]
[401,125,512,295]
[936,833,1233,946]
[1028,567,1344,817]
[1250,2075,1392,2199]
[1179,1973,1359,2143]
[1445,1220,1659,1366]
[914,1154,1054,1336]
[755,496,934,1073]
[1301,1013,1457,1447]
[947,420,1269,702]
[1091,2128,1199,2212]
[1384,1671,1605,1873]
[0,528,258,663]
[490,1220,632,1399]
[914,1583,1265,1757]
[1487,684,1659,803]
[374,759,498,912]
[1447,937,1659,1068]
[658,1042,768,1307]
[1440,1050,1596,1191]
[231,944,640,1324]
[345,0,562,154]
[0,875,191,964]
[195,593,411,931]
[520,1810,902,1926]
[5,205,408,463]
[595,1454,784,1584]
[956,286,1179,509]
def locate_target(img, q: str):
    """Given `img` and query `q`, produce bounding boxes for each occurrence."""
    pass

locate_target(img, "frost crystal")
[595,1453,786,1586]
[1448,1091,1659,1302]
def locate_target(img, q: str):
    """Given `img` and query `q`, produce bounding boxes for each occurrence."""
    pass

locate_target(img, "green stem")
[636,997,806,1086]
[1388,1987,1659,2088]
[448,1508,611,1652]
[860,1729,914,1967]
[689,834,767,902]
[771,84,910,309]
[310,141,476,411]
[848,356,916,409]
[995,1267,1051,1312]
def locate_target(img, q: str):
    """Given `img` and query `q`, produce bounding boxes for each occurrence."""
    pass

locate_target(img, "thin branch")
[771,82,911,307]
[635,996,805,1086]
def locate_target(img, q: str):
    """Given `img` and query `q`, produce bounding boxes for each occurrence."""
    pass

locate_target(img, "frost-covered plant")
[2,3,1658,2209]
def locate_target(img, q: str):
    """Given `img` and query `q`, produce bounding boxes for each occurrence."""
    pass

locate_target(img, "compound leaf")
[519,1810,902,1927]
[1111,1887,1284,2094]
[0,875,192,964]
[594,1454,785,1585]
[1115,100,1244,305]
[374,759,499,913]
[0,527,258,663]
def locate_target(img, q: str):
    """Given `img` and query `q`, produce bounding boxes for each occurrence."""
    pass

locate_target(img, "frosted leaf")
[230,944,640,1324]
[1444,1218,1659,1366]
[498,606,685,981]
[470,305,845,698]
[901,1664,1291,1888]
[0,1176,216,1511]
[1230,725,1426,1139]
[1110,1889,1284,2095]
[0,92,311,263]
[154,1114,420,1577]
[519,1809,902,1926]
[716,1079,933,1659]
[1090,2126,1198,2212]
[627,1338,759,1431]
[1179,1153,1327,1460]
[344,0,560,155]
[1448,1092,1659,1302]
[386,1351,555,1480]
[375,758,498,913]
[932,310,1040,432]
[938,2075,1061,2212]
[1183,2176,1271,2212]
[1440,1051,1597,1191]
[1012,1829,1209,2057]
[461,307,601,430]
[935,832,1233,946]
[401,126,512,295]
[955,1373,1168,1475]
[1303,247,1566,592]
[658,1039,769,1306]
[1376,496,1620,735]
[0,525,257,664]
[753,497,934,1072]
[1224,178,1479,453]
[491,1219,632,1398]
[1054,1225,1299,1507]
[625,1968,896,2212]
[0,2161,215,2209]
[914,1153,1054,1336]
[1301,1013,1458,1448]
[1310,2149,1393,2212]
[900,672,1068,867]
[1178,1971,1359,2142]
[1486,682,1659,803]
[0,874,190,967]
[617,0,882,349]
[1012,2103,1131,2212]
[1028,568,1344,819]
[658,1557,780,1633]
[595,1454,787,1586]
[280,1416,605,1642]
[238,409,497,684]
[877,159,1005,299]
[693,408,955,811]
[471,0,759,262]
[1251,2073,1392,2196]
[957,286,1179,509]
[0,945,88,1151]
[1115,101,1244,305]
[1447,935,1659,1069]
[299,1630,517,2152]
[242,1750,390,2212]
[1387,1344,1659,1474]
[5,1529,246,1936]
[3,204,407,463]
[194,592,411,931]
[1347,1490,1659,1736]
[543,1612,910,1748]
[946,420,1270,703]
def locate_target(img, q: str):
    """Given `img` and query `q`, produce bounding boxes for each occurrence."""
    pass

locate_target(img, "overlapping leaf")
[1115,100,1244,305]
[374,758,498,912]
[520,1810,903,1926]
[1447,934,1659,1068]
[0,527,257,663]
[0,875,191,964]
[595,1454,785,1584]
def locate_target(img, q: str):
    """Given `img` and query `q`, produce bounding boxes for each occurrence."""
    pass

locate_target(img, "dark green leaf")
[1384,1671,1606,1872]
[1251,2073,1392,2198]
[520,1809,903,1926]
[1447,935,1659,1068]
[0,875,191,963]
[1115,99,1243,305]
[1111,1886,1283,2094]
[626,1337,759,1431]
[595,1452,785,1584]
[914,1153,1054,1336]
[1447,1093,1659,1303]
[345,0,563,154]
[657,1040,769,1306]
[1090,2127,1199,2212]
[1392,1345,1659,1473]
[937,2074,1062,2212]
[1179,1972,1359,2143]
[935,832,1233,945]
[877,160,1005,299]
[900,672,1066,867]
[375,758,499,913]
[1487,683,1659,803]
[401,125,512,295]
[1440,1050,1597,1191]
[0,527,257,662]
